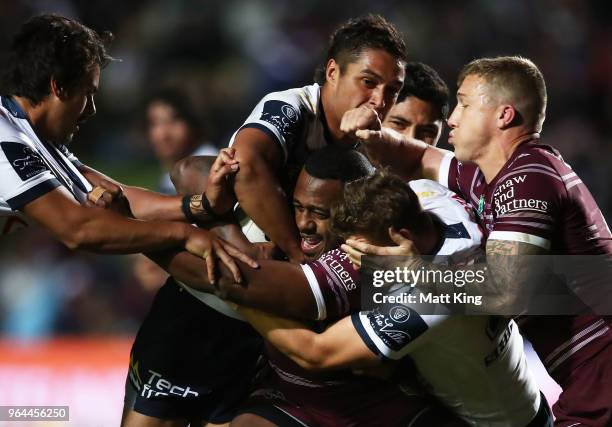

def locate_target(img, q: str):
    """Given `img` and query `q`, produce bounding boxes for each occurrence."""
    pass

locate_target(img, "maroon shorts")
[235,370,465,427]
[553,342,612,427]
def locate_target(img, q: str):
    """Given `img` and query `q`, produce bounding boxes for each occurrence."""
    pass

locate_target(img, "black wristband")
[203,194,235,222]
[181,195,199,223]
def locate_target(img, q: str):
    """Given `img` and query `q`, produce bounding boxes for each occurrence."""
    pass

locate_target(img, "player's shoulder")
[409,178,452,200]
[507,141,569,178]
[258,83,319,115]
[0,108,29,145]
[410,179,472,218]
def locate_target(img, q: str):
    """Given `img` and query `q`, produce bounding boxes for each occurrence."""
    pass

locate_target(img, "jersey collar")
[1,96,29,120]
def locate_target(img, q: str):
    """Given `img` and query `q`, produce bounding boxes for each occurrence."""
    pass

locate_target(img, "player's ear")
[497,104,516,129]
[395,227,414,242]
[50,77,68,100]
[325,58,340,88]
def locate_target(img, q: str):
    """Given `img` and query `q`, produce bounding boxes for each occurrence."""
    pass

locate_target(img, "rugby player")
[0,15,260,427]
[120,15,407,425]
[166,146,547,426]
[0,14,254,282]
[343,56,612,426]
[236,173,552,427]
[122,154,264,427]
[381,61,449,146]
[221,14,407,260]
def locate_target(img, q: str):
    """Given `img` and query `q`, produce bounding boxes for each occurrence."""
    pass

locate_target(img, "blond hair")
[458,56,547,132]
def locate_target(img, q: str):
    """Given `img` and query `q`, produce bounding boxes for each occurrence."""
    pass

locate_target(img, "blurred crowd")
[0,0,610,338]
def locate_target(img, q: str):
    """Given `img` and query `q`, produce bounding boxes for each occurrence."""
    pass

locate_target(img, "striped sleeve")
[351,308,445,361]
[299,249,361,321]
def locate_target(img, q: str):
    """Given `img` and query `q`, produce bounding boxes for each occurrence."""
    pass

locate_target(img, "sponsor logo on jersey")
[492,174,549,216]
[1,141,48,181]
[260,100,300,142]
[281,104,298,123]
[139,369,201,399]
[390,306,410,323]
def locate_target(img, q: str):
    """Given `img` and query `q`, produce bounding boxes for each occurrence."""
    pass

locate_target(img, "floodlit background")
[1,0,610,425]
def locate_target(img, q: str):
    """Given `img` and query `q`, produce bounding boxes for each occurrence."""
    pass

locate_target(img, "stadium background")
[0,0,610,425]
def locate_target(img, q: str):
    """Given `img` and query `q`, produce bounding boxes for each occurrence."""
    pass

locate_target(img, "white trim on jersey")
[544,319,610,374]
[357,311,408,360]
[489,230,551,250]
[409,179,483,262]
[437,151,454,188]
[174,280,247,322]
[300,263,327,321]
[228,84,323,163]
[0,98,91,209]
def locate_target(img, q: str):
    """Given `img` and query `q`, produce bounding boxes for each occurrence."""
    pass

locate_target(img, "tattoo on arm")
[483,239,547,312]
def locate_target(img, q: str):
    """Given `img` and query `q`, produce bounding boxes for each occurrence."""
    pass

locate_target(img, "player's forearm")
[211,223,258,259]
[121,186,185,221]
[79,164,187,222]
[233,158,303,262]
[362,138,425,180]
[236,306,325,368]
[216,260,319,319]
[363,134,447,181]
[65,207,191,253]
[145,249,215,292]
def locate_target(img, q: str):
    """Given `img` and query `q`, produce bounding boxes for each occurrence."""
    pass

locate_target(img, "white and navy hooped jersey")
[349,181,540,426]
[230,83,332,243]
[409,179,483,264]
[352,311,540,426]
[229,83,329,167]
[0,96,92,235]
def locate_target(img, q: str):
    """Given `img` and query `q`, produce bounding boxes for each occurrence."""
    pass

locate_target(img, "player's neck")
[320,85,352,146]
[477,131,539,183]
[13,96,53,141]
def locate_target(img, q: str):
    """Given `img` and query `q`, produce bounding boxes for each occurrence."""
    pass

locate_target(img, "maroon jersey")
[439,140,612,384]
[299,248,361,321]
[261,249,431,424]
[265,248,366,392]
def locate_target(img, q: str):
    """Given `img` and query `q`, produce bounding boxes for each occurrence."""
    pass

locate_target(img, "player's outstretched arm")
[147,243,319,320]
[357,127,449,181]
[22,186,257,284]
[79,151,238,224]
[79,164,188,221]
[215,258,319,319]
[232,128,304,263]
[236,307,379,371]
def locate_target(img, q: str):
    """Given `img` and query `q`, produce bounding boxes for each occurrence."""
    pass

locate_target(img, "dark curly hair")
[314,15,408,84]
[331,171,427,244]
[304,145,375,183]
[398,62,449,120]
[6,14,115,105]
